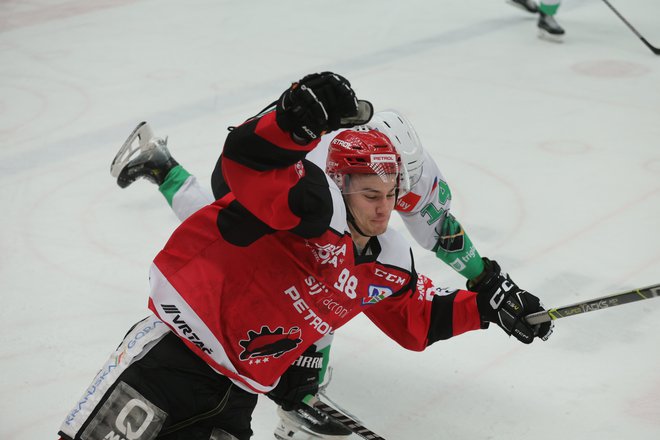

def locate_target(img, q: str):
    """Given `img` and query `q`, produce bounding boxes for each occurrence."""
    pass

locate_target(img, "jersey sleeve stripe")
[450,290,481,336]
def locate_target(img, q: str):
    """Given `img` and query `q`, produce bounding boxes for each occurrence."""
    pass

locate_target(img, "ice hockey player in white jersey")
[110,108,552,440]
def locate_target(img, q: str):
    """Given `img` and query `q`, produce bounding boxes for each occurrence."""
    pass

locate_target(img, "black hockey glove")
[267,345,323,411]
[276,72,372,144]
[469,258,554,344]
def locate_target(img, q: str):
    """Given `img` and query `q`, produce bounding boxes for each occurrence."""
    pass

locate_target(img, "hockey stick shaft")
[600,0,660,55]
[525,283,660,325]
[307,397,387,440]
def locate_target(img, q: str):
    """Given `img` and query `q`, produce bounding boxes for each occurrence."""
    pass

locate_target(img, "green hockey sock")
[158,165,191,206]
[539,2,560,15]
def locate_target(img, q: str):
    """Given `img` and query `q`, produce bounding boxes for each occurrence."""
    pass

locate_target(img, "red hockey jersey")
[148,111,483,393]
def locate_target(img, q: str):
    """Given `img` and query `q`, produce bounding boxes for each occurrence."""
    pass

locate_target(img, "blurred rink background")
[1,0,659,439]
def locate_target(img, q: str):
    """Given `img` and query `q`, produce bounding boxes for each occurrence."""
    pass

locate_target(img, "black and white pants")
[58,315,258,440]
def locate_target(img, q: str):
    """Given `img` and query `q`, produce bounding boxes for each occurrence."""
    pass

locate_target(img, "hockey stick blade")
[306,396,387,440]
[339,100,374,127]
[525,283,660,325]
[601,0,660,56]
[640,37,660,55]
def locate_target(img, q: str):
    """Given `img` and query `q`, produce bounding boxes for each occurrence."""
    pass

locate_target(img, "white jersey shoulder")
[376,226,413,271]
[395,147,453,250]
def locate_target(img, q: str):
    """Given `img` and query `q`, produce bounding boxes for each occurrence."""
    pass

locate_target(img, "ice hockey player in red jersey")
[107,106,558,440]
[59,72,552,440]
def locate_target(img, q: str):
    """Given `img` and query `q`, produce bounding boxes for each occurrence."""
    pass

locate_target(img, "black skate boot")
[274,405,352,440]
[538,12,565,42]
[110,122,179,188]
[507,0,539,14]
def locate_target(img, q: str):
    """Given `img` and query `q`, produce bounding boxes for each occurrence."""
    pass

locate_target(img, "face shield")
[334,153,403,196]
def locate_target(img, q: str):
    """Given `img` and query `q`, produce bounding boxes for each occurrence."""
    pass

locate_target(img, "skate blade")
[110,121,154,177]
[537,28,564,43]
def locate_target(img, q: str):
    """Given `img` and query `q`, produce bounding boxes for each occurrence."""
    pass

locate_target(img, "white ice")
[1,0,659,439]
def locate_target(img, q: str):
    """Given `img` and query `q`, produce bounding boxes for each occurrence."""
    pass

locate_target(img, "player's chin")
[368,221,389,236]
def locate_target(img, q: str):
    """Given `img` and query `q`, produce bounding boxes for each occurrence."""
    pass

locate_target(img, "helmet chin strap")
[344,198,372,239]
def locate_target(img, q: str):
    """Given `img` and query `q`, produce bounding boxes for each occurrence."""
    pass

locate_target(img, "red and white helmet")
[326,129,403,194]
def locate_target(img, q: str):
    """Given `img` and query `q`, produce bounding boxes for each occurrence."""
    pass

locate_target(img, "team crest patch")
[362,285,393,305]
[238,326,302,361]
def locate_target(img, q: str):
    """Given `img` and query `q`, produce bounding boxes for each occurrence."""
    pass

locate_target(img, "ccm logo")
[374,268,406,286]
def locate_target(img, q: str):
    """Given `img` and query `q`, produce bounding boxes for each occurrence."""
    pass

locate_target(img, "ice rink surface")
[1,0,659,438]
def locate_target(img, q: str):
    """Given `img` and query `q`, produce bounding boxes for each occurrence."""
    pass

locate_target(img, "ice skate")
[507,0,539,14]
[110,121,179,188]
[537,12,565,42]
[273,404,352,440]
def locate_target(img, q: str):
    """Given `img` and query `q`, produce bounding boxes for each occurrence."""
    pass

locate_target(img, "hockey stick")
[306,396,387,440]
[600,0,660,55]
[525,283,660,325]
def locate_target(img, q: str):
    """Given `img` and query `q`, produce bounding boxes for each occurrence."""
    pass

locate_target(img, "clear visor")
[339,156,409,195]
